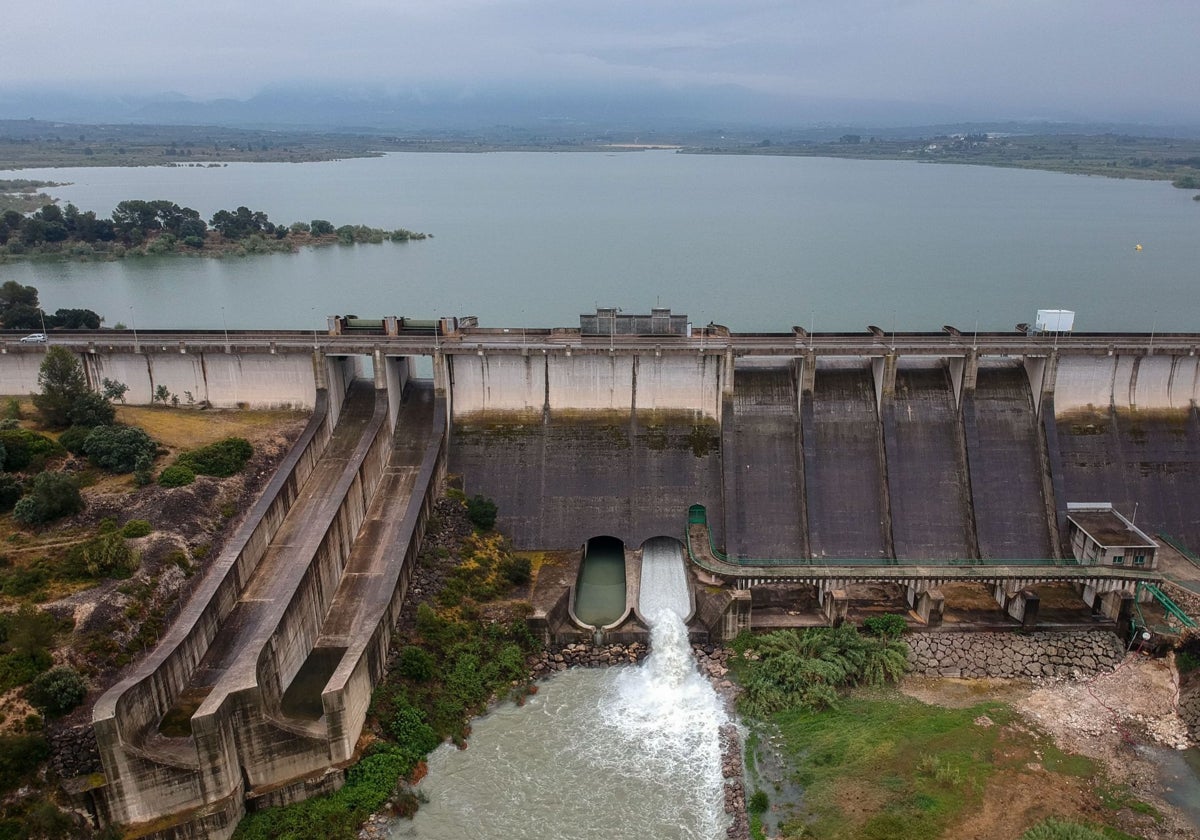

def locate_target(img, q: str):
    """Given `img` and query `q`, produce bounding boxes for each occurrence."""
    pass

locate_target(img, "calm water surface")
[5,152,1198,331]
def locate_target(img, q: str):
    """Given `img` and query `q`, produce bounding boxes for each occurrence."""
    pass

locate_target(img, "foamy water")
[394,542,727,840]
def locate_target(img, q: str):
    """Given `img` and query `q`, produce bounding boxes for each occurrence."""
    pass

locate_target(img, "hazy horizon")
[4,1,1199,130]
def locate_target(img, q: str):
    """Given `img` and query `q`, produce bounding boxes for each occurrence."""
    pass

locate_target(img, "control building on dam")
[2,311,1198,838]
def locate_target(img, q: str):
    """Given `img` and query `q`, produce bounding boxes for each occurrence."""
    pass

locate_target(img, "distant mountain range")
[2,85,1198,140]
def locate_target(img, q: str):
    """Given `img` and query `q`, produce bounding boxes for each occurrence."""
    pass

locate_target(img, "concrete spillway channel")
[963,363,1055,559]
[91,378,446,837]
[722,361,806,559]
[803,363,889,559]
[883,363,975,560]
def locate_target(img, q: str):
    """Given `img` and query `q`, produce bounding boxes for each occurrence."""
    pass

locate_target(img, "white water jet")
[396,540,728,839]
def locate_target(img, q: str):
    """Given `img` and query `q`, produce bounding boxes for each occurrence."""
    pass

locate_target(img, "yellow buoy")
[1135,243,1143,251]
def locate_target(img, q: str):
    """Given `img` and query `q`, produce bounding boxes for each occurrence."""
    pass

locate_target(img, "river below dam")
[391,613,729,840]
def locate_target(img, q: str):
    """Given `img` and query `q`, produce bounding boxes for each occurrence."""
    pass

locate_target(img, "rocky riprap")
[46,721,101,779]
[529,641,648,674]
[719,723,749,840]
[908,630,1126,678]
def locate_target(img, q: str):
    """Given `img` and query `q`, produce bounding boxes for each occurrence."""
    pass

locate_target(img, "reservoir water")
[5,152,1199,332]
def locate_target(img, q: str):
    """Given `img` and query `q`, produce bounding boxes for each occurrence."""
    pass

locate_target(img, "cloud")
[5,0,1200,123]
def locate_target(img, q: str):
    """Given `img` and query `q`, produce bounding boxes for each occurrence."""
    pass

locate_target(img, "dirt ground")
[0,406,309,735]
[902,655,1198,840]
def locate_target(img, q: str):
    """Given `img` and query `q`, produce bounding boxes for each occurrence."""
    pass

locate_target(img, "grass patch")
[114,406,306,451]
[772,688,1014,840]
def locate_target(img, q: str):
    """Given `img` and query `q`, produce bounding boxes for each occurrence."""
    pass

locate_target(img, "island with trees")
[0,199,427,262]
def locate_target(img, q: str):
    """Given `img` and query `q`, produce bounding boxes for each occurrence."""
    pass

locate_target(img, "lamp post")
[130,305,139,353]
[221,306,230,352]
[38,308,47,341]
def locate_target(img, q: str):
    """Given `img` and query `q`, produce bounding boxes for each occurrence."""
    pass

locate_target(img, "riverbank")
[486,634,1199,840]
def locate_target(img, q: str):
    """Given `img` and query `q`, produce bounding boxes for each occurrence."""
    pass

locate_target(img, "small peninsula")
[0,199,426,262]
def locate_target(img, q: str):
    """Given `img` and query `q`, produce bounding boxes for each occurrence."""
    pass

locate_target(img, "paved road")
[4,328,1194,358]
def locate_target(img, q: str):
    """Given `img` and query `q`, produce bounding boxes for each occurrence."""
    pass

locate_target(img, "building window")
[1134,555,1145,566]
[1112,555,1124,565]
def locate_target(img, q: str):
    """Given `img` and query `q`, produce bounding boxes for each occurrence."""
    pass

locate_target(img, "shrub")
[748,789,769,814]
[121,519,152,538]
[862,613,908,639]
[499,555,532,586]
[25,666,86,717]
[158,464,196,487]
[0,734,49,794]
[12,472,83,525]
[67,532,138,579]
[0,429,63,472]
[0,473,21,513]
[397,645,436,682]
[465,494,497,530]
[57,425,92,455]
[387,701,440,760]
[82,425,157,473]
[738,625,908,717]
[176,437,253,477]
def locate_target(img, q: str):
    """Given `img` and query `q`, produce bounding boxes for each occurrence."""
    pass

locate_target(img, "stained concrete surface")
[723,364,805,559]
[965,365,1054,559]
[160,383,378,732]
[450,413,724,551]
[1055,406,1200,551]
[885,367,974,559]
[804,367,889,559]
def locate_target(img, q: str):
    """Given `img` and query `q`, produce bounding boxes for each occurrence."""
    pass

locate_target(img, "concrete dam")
[2,317,1199,838]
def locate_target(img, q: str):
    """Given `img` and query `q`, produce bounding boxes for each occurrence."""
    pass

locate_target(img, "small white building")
[1066,502,1157,569]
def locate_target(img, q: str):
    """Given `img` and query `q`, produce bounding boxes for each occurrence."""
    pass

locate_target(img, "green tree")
[310,219,335,236]
[101,377,129,403]
[68,390,116,427]
[49,307,102,329]
[0,280,38,312]
[33,346,87,429]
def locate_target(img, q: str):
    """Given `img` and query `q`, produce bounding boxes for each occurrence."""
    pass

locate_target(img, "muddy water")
[393,614,727,839]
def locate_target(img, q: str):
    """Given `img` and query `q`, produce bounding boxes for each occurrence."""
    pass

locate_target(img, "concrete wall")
[192,388,393,797]
[1054,354,1199,413]
[81,351,318,409]
[323,397,447,762]
[1,348,321,409]
[449,353,545,415]
[93,389,337,827]
[0,349,44,395]
[449,351,723,421]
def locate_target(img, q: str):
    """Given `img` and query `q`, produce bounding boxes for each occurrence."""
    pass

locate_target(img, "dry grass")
[115,405,308,453]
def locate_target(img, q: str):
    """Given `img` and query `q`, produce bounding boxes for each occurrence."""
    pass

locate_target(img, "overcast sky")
[7,0,1200,124]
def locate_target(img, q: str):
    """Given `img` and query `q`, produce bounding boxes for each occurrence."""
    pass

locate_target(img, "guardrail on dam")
[2,324,1198,836]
